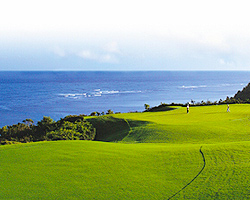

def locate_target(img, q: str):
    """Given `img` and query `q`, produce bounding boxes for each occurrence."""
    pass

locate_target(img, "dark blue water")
[0,71,249,127]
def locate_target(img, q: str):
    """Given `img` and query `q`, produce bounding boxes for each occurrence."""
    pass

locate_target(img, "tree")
[106,109,114,115]
[34,116,55,140]
[0,114,96,144]
[96,112,101,116]
[90,112,97,116]
[46,120,96,141]
[144,104,150,110]
[22,119,34,127]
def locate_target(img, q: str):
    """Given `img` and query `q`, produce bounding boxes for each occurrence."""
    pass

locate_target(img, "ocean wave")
[59,89,142,99]
[179,83,246,90]
[121,90,142,94]
[179,85,207,89]
[0,105,11,111]
[99,90,119,95]
[208,83,247,88]
[92,89,142,96]
[58,93,87,98]
[220,83,246,87]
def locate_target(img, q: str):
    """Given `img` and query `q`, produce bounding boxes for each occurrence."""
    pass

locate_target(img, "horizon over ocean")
[0,71,250,127]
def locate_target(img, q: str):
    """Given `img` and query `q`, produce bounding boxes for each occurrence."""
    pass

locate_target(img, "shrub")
[0,114,96,144]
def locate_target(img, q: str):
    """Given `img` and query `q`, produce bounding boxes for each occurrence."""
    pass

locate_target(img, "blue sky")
[1,0,250,71]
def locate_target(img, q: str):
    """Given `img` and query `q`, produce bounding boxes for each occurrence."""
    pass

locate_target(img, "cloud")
[52,46,65,57]
[218,58,235,67]
[77,50,118,63]
[78,50,97,60]
[103,42,120,54]
[100,54,118,63]
[4,0,250,70]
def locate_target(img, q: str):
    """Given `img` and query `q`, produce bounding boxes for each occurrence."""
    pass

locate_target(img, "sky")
[1,0,250,71]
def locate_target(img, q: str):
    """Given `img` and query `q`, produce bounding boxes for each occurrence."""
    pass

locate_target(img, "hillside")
[0,104,250,199]
[88,104,250,144]
[234,82,250,100]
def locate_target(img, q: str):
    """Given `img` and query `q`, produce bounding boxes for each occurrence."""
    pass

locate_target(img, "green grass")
[111,104,250,144]
[1,104,250,199]
[0,141,204,199]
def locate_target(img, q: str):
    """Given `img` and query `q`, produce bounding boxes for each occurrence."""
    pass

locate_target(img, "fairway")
[1,104,250,199]
[113,104,250,144]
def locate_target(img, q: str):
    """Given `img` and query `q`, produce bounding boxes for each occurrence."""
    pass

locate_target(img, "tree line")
[0,115,96,145]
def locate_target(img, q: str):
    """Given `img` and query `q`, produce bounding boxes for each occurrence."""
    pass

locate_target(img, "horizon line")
[1,69,250,72]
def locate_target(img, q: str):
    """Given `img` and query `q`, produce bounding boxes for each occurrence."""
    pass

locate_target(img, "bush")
[0,114,96,144]
[106,109,114,115]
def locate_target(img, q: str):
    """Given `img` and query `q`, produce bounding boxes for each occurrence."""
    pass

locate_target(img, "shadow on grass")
[87,116,149,142]
[146,105,177,112]
[168,146,206,200]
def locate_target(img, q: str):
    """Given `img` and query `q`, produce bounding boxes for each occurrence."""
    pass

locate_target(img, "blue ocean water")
[0,71,249,127]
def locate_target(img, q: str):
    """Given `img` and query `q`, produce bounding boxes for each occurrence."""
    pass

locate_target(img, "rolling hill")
[0,104,250,199]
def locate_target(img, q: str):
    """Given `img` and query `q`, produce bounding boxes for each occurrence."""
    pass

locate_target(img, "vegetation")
[106,109,114,115]
[89,104,250,144]
[0,104,250,199]
[234,82,250,101]
[147,96,250,110]
[0,115,95,144]
[1,80,250,199]
[145,103,176,112]
[145,81,250,111]
[144,103,150,110]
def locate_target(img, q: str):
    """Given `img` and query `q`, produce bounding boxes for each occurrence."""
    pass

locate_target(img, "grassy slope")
[0,104,250,199]
[87,116,131,141]
[0,141,205,199]
[181,142,250,199]
[114,104,250,144]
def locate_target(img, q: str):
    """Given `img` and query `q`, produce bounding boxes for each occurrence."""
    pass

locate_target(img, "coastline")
[1,71,250,127]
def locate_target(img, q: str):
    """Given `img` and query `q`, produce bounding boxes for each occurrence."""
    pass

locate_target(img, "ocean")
[0,71,249,127]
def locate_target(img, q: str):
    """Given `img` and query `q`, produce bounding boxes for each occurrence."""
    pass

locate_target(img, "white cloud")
[219,59,226,65]
[77,50,118,63]
[218,58,235,67]
[52,46,65,57]
[100,54,118,63]
[103,42,120,54]
[78,50,97,60]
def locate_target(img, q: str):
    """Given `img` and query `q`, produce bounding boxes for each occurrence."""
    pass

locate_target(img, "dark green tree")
[144,104,150,110]
[34,116,55,141]
[22,119,34,127]
[106,109,114,115]
[90,112,97,116]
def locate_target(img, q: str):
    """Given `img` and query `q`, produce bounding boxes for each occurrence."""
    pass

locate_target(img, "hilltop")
[234,82,250,101]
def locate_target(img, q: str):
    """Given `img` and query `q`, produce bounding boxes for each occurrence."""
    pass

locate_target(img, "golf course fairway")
[0,104,249,199]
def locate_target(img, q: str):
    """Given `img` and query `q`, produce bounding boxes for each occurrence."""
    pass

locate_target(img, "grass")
[0,104,250,199]
[0,141,204,199]
[112,104,250,144]
[181,142,250,199]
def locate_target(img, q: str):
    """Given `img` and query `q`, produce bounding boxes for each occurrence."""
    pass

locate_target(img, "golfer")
[187,104,190,113]
[227,104,230,112]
